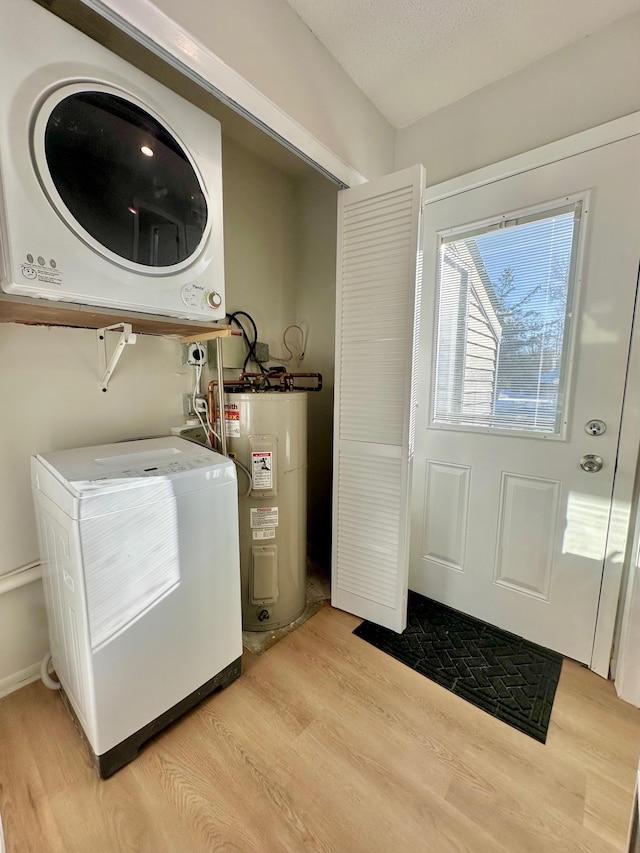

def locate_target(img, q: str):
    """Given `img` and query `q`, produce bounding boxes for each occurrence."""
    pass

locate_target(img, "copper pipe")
[238,372,322,391]
[208,372,323,401]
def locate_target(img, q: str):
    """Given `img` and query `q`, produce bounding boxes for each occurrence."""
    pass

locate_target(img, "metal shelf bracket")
[97,323,137,391]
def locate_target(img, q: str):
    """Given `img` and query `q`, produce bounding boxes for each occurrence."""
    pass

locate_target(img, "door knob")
[580,454,603,473]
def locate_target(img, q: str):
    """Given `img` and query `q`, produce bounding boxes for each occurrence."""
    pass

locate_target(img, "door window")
[432,202,581,435]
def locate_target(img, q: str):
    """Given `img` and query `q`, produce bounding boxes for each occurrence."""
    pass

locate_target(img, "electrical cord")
[233,458,253,499]
[192,330,275,498]
[192,355,215,448]
[227,311,268,373]
[192,340,254,494]
[208,409,222,446]
[270,324,306,363]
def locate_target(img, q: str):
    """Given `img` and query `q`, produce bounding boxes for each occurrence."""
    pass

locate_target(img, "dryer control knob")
[206,291,222,309]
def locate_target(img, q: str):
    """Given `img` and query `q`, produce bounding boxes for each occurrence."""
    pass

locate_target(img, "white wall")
[150,0,396,182]
[395,13,640,184]
[0,580,48,698]
[222,137,298,347]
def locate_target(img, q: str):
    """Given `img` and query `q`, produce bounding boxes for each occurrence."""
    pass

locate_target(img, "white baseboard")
[0,662,41,700]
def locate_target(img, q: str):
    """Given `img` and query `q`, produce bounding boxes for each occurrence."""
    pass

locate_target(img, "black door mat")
[353,592,562,743]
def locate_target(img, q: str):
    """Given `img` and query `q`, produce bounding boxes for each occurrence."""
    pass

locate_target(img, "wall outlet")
[183,393,208,417]
[182,342,208,366]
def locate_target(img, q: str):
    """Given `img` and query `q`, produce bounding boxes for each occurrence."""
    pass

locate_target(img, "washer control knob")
[206,290,222,309]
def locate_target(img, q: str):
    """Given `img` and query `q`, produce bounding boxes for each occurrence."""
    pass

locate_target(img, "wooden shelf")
[179,328,235,344]
[0,293,229,338]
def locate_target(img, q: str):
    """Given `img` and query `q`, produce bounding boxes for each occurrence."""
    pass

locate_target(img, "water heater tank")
[224,392,307,631]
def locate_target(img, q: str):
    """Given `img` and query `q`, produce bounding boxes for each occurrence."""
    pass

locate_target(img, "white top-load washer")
[31,436,242,777]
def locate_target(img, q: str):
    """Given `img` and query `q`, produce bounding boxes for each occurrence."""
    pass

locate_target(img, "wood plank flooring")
[1,605,639,852]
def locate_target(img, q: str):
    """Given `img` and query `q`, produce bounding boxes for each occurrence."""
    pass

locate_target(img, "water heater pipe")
[207,370,323,455]
[40,652,61,690]
[0,562,42,596]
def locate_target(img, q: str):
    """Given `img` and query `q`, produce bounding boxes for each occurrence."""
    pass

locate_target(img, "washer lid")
[37,435,221,480]
[34,436,234,510]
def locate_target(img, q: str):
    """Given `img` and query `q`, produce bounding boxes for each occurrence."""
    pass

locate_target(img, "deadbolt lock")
[580,454,603,473]
[584,419,606,436]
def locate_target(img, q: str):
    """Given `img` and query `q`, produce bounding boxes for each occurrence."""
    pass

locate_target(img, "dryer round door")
[31,83,211,274]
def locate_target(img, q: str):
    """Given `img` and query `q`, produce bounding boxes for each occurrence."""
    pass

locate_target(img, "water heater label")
[250,506,278,528]
[251,452,273,490]
[215,403,240,438]
[252,528,276,540]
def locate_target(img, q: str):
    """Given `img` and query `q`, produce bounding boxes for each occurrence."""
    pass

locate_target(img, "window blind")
[432,204,580,435]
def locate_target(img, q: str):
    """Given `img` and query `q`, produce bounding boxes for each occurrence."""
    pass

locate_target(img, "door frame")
[612,271,640,703]
[420,112,640,677]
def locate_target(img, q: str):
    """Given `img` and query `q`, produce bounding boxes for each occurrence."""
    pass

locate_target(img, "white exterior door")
[410,135,640,663]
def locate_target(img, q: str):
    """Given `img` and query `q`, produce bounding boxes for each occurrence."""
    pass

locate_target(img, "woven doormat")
[353,592,562,743]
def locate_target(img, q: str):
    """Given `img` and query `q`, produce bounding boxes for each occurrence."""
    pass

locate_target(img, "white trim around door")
[422,114,640,204]
[612,272,640,705]
[421,112,640,678]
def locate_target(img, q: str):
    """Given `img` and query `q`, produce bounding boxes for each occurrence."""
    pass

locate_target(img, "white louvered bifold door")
[331,165,425,632]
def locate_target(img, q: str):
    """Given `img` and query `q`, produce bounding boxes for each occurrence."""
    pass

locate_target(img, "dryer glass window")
[43,92,208,267]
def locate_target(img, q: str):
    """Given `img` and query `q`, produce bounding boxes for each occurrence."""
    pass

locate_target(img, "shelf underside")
[0,294,227,337]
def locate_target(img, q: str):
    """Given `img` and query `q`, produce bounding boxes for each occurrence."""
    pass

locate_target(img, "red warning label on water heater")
[251,451,273,490]
[250,506,278,528]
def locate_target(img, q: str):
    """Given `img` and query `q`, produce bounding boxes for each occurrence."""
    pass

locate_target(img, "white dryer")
[0,0,226,321]
[31,437,242,777]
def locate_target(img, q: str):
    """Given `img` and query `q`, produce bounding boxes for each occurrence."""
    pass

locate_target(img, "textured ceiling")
[284,0,640,128]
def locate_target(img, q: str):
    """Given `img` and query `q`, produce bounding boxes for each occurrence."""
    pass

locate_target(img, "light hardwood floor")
[1,605,639,852]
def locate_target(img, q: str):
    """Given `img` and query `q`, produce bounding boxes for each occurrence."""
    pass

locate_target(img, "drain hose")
[40,652,61,690]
